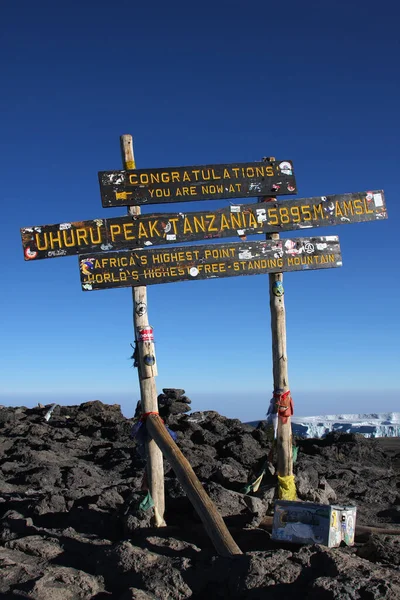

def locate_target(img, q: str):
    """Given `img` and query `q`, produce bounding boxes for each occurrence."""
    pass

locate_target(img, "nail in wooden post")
[120,134,166,526]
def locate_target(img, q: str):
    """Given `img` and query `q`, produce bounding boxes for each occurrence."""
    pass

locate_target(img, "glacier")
[250,412,400,438]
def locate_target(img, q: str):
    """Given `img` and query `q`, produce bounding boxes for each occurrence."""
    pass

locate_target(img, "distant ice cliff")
[250,412,400,438]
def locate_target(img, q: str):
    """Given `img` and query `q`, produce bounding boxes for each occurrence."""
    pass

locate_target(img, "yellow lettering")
[89,227,102,244]
[248,212,257,228]
[342,201,354,216]
[230,213,243,229]
[171,171,180,182]
[183,171,191,182]
[364,198,374,214]
[190,186,197,196]
[220,214,230,230]
[62,229,76,247]
[123,223,135,240]
[49,231,62,249]
[223,168,231,178]
[35,233,49,251]
[140,173,149,184]
[129,174,138,185]
[268,207,278,225]
[138,222,148,238]
[290,206,301,222]
[313,203,324,220]
[183,218,193,234]
[109,258,117,267]
[353,199,363,214]
[193,216,206,233]
[335,203,344,217]
[75,229,88,246]
[109,224,122,241]
[148,220,160,238]
[280,207,290,223]
[266,166,274,176]
[169,217,179,234]
[206,214,218,232]
[301,206,312,220]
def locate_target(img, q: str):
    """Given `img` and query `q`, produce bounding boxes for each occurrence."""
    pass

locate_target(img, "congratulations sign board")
[98,160,297,207]
[79,236,342,291]
[21,191,385,261]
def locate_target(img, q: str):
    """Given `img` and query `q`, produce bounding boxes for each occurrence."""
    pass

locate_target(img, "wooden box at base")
[272,500,357,547]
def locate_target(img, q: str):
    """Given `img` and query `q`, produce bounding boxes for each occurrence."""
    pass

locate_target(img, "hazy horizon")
[1,390,398,422]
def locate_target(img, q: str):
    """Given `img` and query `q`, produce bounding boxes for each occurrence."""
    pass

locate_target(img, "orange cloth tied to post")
[273,390,293,424]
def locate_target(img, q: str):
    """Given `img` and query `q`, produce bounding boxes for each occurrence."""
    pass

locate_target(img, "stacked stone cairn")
[157,388,191,420]
[134,388,191,420]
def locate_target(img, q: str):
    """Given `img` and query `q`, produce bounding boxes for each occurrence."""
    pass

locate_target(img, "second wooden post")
[264,158,297,501]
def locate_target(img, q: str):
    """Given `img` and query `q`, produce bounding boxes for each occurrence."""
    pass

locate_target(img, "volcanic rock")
[0,401,399,598]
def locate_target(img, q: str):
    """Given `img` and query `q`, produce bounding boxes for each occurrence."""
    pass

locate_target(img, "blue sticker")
[144,354,156,366]
[272,281,284,297]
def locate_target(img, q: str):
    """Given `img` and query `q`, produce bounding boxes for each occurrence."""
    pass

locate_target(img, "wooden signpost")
[78,237,342,291]
[20,134,388,557]
[99,159,297,207]
[21,191,386,261]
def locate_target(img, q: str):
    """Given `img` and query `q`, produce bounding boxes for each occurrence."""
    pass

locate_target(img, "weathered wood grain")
[98,160,297,207]
[79,236,342,291]
[146,413,242,556]
[21,191,386,260]
[121,134,164,527]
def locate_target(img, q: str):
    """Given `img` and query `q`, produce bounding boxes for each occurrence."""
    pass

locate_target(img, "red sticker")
[24,247,38,260]
[138,326,154,342]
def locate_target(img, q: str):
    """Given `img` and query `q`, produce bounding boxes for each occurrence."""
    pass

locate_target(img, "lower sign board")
[99,160,297,207]
[21,191,385,261]
[79,237,342,291]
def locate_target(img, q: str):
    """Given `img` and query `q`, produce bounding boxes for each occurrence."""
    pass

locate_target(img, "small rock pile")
[0,401,399,599]
[134,388,191,420]
[157,388,191,420]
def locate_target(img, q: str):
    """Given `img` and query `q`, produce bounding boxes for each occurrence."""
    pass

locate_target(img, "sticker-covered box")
[272,500,356,547]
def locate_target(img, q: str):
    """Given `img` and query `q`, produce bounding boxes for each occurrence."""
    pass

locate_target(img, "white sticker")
[279,161,292,176]
[190,267,199,277]
[239,250,253,259]
[336,261,343,266]
[256,208,267,222]
[59,223,71,230]
[237,229,245,236]
[144,241,153,246]
[230,205,241,213]
[83,283,93,290]
[166,234,176,240]
[373,193,383,207]
[325,236,338,241]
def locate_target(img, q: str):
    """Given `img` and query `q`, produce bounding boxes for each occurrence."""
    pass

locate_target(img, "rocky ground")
[0,397,399,599]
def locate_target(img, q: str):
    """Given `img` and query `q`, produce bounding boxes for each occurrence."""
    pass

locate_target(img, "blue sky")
[1,0,399,421]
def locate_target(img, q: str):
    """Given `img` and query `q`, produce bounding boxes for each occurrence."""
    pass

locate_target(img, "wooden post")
[120,135,166,526]
[264,157,295,496]
[145,414,242,556]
